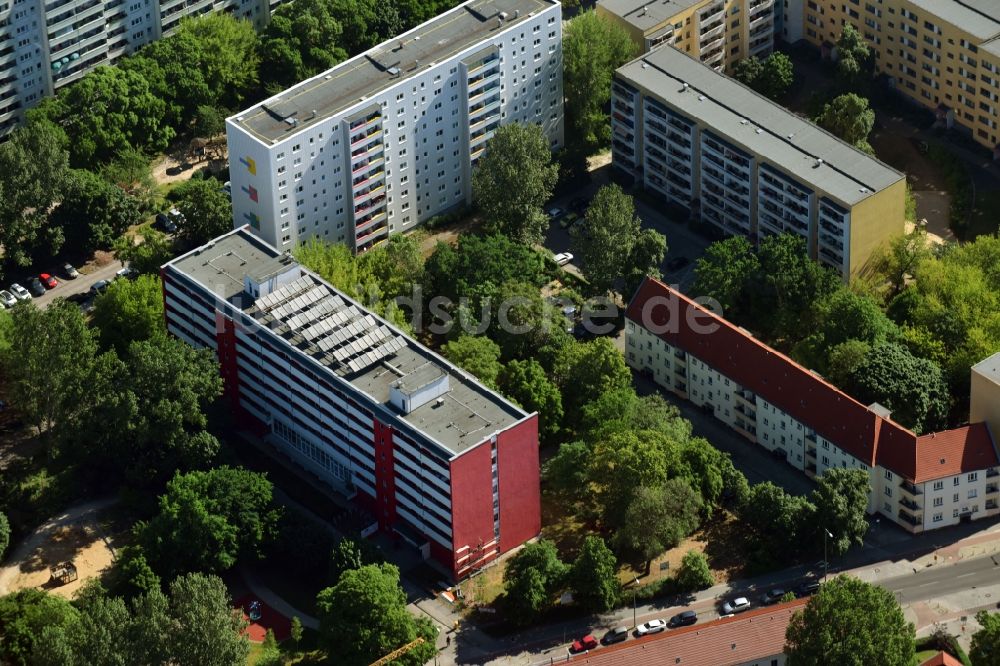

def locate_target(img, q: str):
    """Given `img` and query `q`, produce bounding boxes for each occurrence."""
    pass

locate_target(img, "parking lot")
[543,165,711,296]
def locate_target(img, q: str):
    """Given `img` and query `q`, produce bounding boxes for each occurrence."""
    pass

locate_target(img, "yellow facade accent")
[597,0,777,72]
[845,176,907,276]
[794,0,1000,152]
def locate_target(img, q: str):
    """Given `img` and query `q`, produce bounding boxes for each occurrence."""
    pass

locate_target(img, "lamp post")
[631,577,640,628]
[823,529,833,582]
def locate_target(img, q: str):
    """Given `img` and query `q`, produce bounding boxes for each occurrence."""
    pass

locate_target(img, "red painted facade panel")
[449,441,496,578]
[373,419,398,532]
[214,311,242,412]
[496,415,541,554]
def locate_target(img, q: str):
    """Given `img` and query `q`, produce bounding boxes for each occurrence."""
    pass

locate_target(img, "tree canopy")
[138,467,279,578]
[502,540,567,623]
[472,123,558,246]
[51,169,144,253]
[785,576,915,666]
[0,589,79,665]
[316,563,437,666]
[92,274,166,355]
[562,11,637,156]
[172,179,234,247]
[971,610,1000,666]
[569,536,619,612]
[816,93,876,154]
[836,24,871,85]
[499,359,563,441]
[733,52,794,100]
[441,335,503,388]
[810,468,870,557]
[613,479,702,563]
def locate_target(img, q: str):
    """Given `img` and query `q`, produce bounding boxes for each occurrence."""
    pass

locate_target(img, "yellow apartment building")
[596,0,777,70]
[611,46,906,277]
[787,0,1000,154]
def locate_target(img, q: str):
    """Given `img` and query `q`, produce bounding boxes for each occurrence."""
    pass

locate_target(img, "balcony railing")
[987,484,999,494]
[900,481,923,496]
[900,497,921,511]
[897,510,921,526]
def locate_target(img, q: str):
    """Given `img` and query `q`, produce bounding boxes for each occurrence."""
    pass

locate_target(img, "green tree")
[502,540,567,623]
[498,359,563,441]
[0,119,70,269]
[613,479,702,564]
[259,0,349,90]
[874,227,931,299]
[0,511,9,560]
[0,589,79,665]
[424,233,548,303]
[0,301,99,441]
[99,147,157,214]
[75,336,223,489]
[441,335,503,388]
[290,615,304,648]
[569,536,619,612]
[826,339,871,387]
[49,66,174,164]
[138,467,279,578]
[330,536,382,584]
[816,93,876,154]
[785,576,914,666]
[472,123,558,246]
[845,342,949,433]
[194,105,226,138]
[165,573,250,666]
[733,56,764,89]
[330,0,403,54]
[115,546,162,599]
[675,550,713,592]
[692,236,759,313]
[113,229,176,275]
[809,468,870,557]
[733,53,793,100]
[92,274,166,354]
[51,169,143,253]
[572,183,665,296]
[740,482,815,565]
[172,179,234,246]
[562,11,637,155]
[316,563,437,666]
[552,338,632,422]
[542,441,592,502]
[173,14,259,109]
[815,288,898,350]
[835,24,871,85]
[971,610,1000,666]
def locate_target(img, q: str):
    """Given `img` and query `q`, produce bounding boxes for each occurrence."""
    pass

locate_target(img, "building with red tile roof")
[625,277,1000,533]
[567,599,806,666]
[918,651,964,666]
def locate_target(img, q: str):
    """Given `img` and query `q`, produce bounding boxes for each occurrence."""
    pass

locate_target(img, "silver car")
[0,290,15,308]
[9,283,30,301]
[635,619,667,636]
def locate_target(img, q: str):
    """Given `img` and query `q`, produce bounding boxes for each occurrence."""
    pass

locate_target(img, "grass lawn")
[914,650,938,663]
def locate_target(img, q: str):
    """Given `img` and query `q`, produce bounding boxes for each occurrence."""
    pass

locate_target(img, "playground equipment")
[48,562,78,587]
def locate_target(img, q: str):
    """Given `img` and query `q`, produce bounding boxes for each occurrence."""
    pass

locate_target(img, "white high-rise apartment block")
[226,0,564,253]
[0,0,275,136]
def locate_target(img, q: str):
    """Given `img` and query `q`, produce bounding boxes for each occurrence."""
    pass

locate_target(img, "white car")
[721,597,751,614]
[546,206,564,220]
[9,283,30,301]
[0,290,16,308]
[635,619,667,636]
[553,252,574,266]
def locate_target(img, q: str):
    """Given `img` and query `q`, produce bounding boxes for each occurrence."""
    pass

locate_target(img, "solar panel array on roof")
[254,276,313,312]
[271,285,326,319]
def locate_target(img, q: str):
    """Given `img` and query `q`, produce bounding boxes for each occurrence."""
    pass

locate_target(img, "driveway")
[23,259,122,310]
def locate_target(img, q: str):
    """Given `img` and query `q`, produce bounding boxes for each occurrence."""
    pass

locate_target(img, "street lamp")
[630,577,640,628]
[823,529,834,582]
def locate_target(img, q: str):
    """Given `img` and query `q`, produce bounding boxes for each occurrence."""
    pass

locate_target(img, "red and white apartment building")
[626,277,1000,534]
[161,227,540,579]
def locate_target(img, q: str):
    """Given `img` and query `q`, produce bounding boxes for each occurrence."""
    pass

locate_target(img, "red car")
[39,273,58,289]
[571,635,599,653]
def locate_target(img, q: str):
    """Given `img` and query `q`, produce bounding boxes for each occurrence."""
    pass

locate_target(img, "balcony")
[350,129,382,149]
[900,481,923,496]
[897,510,921,527]
[805,448,816,461]
[987,500,999,511]
[988,469,999,478]
[900,496,921,511]
[987,484,999,494]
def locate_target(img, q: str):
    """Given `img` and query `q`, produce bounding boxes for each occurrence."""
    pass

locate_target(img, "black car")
[760,588,786,605]
[668,610,697,628]
[27,277,46,296]
[601,626,629,645]
[795,580,820,598]
[570,197,588,214]
[153,212,178,234]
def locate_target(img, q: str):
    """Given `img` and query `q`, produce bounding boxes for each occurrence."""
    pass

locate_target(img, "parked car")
[116,266,138,281]
[90,279,110,295]
[570,197,587,213]
[153,211,179,233]
[795,580,820,598]
[570,635,598,653]
[559,212,579,229]
[668,610,698,628]
[39,273,58,289]
[601,626,629,645]
[546,206,565,221]
[553,252,574,266]
[27,277,46,296]
[0,290,16,308]
[9,283,30,301]
[721,597,751,615]
[635,619,667,636]
[62,263,79,279]
[760,588,786,605]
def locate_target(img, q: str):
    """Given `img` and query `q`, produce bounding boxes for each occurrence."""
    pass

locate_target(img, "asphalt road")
[886,554,1000,605]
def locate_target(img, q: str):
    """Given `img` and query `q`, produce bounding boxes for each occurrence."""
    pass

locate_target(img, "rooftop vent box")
[868,401,892,420]
[244,255,300,299]
[390,364,449,414]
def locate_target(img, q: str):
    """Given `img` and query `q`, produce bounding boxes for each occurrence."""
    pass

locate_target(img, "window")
[933,513,943,523]
[954,477,961,486]
[969,489,978,499]
[933,497,943,507]
[968,472,979,482]
[933,481,944,491]
[884,486,892,497]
